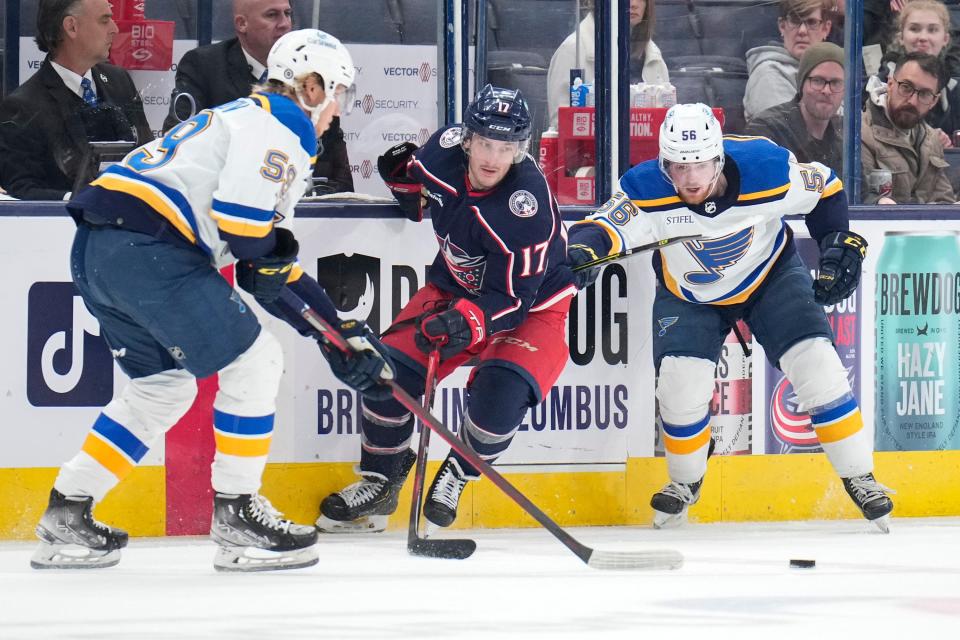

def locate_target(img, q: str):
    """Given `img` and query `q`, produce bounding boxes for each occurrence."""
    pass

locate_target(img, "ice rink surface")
[2,517,958,639]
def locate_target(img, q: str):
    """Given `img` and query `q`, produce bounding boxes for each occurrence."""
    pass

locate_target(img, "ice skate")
[651,437,715,529]
[422,458,475,533]
[31,489,128,570]
[842,473,895,533]
[210,493,318,572]
[317,449,416,533]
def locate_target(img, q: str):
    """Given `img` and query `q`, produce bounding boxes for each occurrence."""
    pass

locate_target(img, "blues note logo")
[27,282,113,406]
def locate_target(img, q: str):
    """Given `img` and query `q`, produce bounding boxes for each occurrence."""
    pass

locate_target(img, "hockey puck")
[789,559,816,569]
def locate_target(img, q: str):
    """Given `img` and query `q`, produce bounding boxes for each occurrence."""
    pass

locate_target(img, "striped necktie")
[80,77,98,106]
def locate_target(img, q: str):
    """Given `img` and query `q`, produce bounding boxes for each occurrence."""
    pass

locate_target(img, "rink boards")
[1,204,959,538]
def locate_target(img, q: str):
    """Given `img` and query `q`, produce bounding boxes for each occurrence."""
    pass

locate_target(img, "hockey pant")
[359,359,537,479]
[55,330,285,501]
[658,337,873,484]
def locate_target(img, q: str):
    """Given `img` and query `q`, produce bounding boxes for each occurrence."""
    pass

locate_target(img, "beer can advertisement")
[875,232,960,451]
[765,237,861,454]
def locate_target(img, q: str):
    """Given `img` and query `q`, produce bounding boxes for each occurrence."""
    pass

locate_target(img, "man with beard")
[746,43,845,174]
[861,51,955,204]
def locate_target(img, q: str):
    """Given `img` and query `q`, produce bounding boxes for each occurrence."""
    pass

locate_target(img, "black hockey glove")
[568,243,601,290]
[378,142,426,222]
[236,227,299,305]
[414,298,487,360]
[813,230,867,306]
[319,319,395,402]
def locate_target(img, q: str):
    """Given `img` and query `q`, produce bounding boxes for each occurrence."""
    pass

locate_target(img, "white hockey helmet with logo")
[267,29,356,124]
[658,103,725,187]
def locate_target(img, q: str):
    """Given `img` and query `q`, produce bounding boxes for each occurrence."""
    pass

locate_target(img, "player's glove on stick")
[414,299,487,359]
[568,243,602,289]
[320,319,395,402]
[378,141,426,222]
[236,227,299,305]
[813,230,867,305]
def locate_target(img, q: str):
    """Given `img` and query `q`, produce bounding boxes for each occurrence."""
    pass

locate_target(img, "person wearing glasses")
[745,43,845,174]
[744,0,833,121]
[862,51,955,204]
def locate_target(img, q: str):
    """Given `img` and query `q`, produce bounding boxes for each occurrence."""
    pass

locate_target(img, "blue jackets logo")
[27,282,113,406]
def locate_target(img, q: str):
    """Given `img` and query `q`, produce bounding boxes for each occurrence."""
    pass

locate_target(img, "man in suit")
[163,0,355,193]
[0,0,152,201]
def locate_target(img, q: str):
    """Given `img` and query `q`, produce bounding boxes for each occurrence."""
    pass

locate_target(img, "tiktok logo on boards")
[27,282,113,406]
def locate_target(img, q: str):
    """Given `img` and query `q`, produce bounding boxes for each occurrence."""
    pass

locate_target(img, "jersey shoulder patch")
[252,92,317,159]
[620,160,682,210]
[723,136,791,198]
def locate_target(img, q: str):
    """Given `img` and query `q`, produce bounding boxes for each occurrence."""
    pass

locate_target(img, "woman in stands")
[546,0,669,129]
[866,0,960,147]
[744,0,833,120]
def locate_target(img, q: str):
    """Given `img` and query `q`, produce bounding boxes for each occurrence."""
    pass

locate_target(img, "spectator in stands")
[746,42,844,173]
[864,0,960,79]
[546,0,669,129]
[866,0,960,149]
[744,0,832,121]
[163,0,354,194]
[862,52,955,203]
[0,0,152,201]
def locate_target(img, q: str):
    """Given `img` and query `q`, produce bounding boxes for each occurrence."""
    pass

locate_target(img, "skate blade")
[30,543,120,570]
[870,514,891,534]
[652,509,688,530]
[213,545,319,572]
[315,514,388,534]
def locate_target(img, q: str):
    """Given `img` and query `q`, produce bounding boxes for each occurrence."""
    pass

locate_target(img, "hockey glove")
[319,319,395,402]
[378,142,426,222]
[813,230,867,306]
[414,298,487,359]
[568,243,601,290]
[236,227,299,305]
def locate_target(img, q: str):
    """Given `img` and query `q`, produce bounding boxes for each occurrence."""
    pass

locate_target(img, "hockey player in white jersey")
[568,103,894,532]
[31,30,394,572]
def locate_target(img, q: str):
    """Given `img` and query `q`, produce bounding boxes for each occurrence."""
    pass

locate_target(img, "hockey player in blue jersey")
[568,103,894,532]
[31,30,394,571]
[317,85,579,533]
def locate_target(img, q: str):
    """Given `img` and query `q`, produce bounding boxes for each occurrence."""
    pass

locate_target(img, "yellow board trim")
[81,433,134,480]
[813,412,863,444]
[664,427,712,455]
[91,174,197,243]
[5,451,960,539]
[214,432,272,457]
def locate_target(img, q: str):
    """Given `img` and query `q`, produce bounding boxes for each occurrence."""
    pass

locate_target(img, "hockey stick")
[571,234,702,272]
[406,348,477,559]
[283,290,683,571]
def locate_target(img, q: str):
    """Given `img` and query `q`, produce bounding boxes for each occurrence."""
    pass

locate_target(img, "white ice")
[2,518,959,639]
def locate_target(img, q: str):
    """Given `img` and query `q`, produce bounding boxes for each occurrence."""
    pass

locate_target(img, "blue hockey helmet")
[462,84,531,162]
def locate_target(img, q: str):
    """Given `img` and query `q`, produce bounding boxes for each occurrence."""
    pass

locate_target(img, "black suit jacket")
[163,37,354,193]
[0,58,153,201]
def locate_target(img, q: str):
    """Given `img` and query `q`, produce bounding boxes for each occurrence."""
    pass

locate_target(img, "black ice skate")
[651,438,716,529]
[210,493,318,572]
[31,489,128,569]
[842,473,895,533]
[317,449,417,533]
[423,458,476,532]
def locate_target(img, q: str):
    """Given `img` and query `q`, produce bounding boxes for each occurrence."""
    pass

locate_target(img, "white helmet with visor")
[658,103,725,189]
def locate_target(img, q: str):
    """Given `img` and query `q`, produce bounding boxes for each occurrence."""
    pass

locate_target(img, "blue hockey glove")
[236,227,299,304]
[814,230,867,306]
[568,243,601,290]
[320,320,395,402]
[414,298,487,359]
[378,142,426,222]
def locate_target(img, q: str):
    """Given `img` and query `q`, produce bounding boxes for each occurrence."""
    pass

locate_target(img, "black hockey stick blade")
[572,234,702,271]
[408,537,478,560]
[406,349,476,560]
[284,290,682,571]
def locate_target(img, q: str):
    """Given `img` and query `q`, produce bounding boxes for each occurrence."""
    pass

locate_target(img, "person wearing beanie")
[745,42,845,174]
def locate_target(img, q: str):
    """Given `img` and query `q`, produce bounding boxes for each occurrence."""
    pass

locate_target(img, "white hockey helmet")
[658,103,725,186]
[266,29,356,123]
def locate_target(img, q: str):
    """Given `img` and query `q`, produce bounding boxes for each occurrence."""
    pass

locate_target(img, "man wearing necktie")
[163,0,355,194]
[0,0,152,200]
